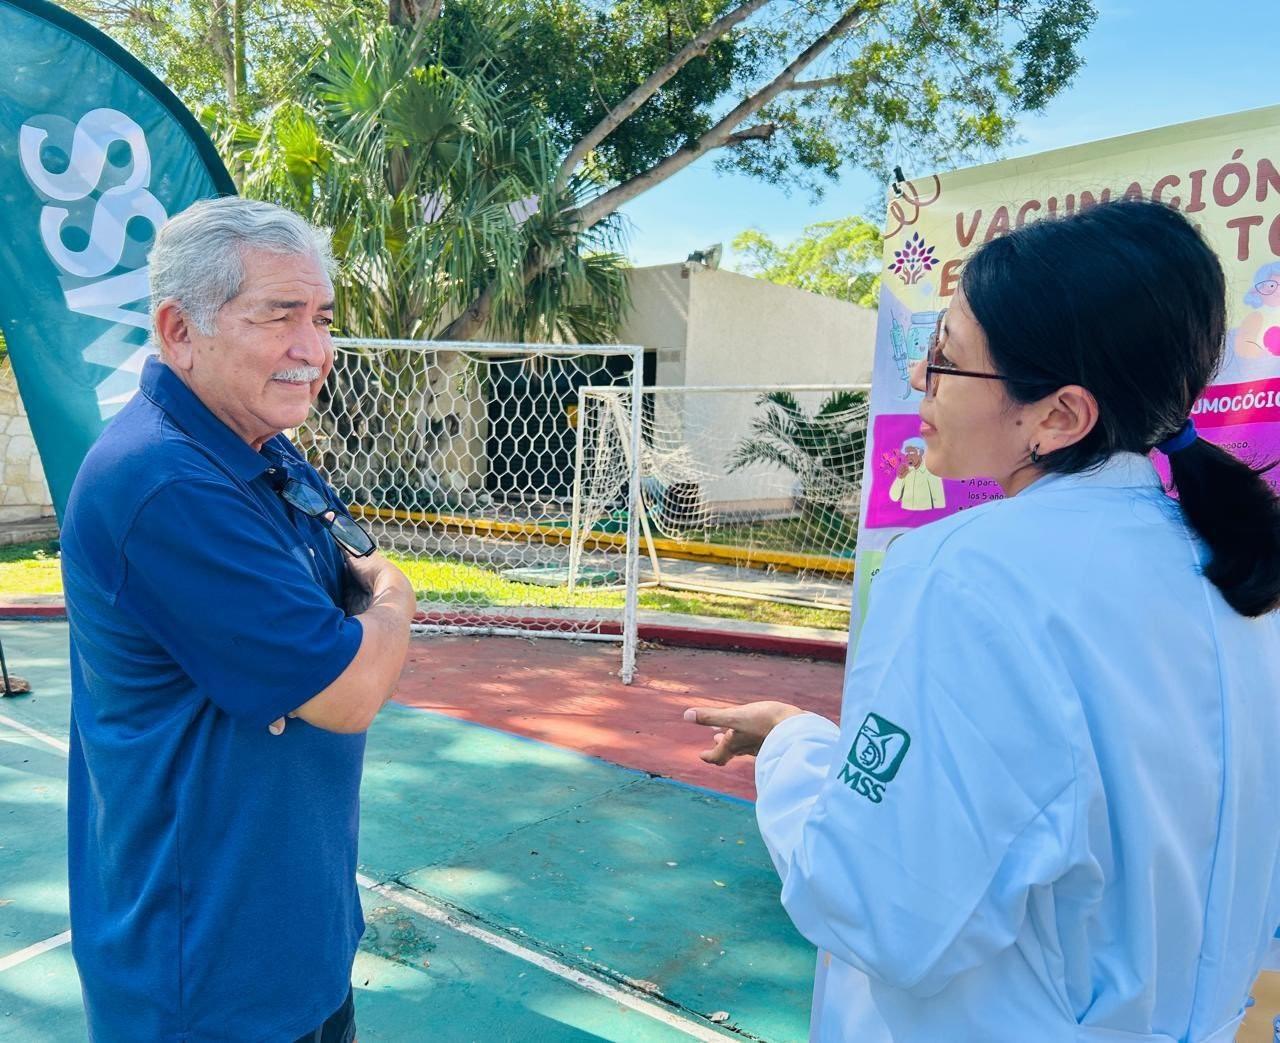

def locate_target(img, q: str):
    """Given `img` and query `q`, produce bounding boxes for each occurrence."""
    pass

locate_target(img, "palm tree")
[728,390,869,552]
[229,14,628,343]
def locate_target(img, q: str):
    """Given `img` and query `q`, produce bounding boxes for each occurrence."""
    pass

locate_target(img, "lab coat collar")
[1018,451,1163,499]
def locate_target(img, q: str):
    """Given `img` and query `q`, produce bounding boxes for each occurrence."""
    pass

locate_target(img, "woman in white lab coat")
[686,199,1280,1042]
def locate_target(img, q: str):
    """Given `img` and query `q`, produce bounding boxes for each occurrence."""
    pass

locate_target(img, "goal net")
[299,339,644,682]
[569,385,870,613]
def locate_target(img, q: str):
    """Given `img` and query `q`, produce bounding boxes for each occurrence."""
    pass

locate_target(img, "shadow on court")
[0,621,821,1041]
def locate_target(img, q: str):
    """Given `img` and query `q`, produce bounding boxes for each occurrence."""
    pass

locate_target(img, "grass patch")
[0,540,848,632]
[386,553,848,631]
[635,589,846,630]
[0,539,62,597]
[700,515,856,558]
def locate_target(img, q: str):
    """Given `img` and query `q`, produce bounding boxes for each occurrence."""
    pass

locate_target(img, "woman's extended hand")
[683,701,808,765]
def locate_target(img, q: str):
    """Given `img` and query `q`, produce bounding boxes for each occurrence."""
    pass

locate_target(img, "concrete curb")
[1,603,848,662]
[0,604,66,619]
[413,610,848,662]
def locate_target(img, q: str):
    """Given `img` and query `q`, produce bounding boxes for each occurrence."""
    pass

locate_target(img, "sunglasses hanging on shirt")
[274,476,376,558]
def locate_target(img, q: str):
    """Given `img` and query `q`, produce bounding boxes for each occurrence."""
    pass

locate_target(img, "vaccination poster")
[855,103,1280,623]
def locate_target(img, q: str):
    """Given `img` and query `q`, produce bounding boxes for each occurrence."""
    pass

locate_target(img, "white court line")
[0,713,70,755]
[0,931,72,973]
[0,715,74,975]
[0,714,728,1039]
[356,874,727,1041]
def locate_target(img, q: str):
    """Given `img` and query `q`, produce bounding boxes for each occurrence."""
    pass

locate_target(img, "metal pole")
[566,387,589,595]
[621,346,644,685]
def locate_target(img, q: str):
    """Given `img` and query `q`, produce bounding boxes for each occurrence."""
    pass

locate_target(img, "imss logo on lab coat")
[839,713,911,804]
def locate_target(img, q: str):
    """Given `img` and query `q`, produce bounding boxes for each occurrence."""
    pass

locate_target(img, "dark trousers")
[291,988,355,1043]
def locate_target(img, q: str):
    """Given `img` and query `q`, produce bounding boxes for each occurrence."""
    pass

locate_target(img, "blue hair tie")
[1156,419,1198,455]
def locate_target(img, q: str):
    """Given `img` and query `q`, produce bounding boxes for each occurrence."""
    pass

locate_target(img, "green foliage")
[715,0,1097,195]
[732,217,881,307]
[438,0,1097,196]
[441,0,760,185]
[65,0,1095,330]
[64,0,380,118]
[228,14,629,342]
[70,0,1095,204]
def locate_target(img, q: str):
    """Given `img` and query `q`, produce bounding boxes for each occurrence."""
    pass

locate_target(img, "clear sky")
[618,1,1280,269]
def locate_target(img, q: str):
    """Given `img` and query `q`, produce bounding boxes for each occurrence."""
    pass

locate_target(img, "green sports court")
[0,618,835,1041]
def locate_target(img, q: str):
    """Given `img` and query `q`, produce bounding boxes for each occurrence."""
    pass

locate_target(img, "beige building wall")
[617,264,691,385]
[0,362,55,524]
[619,263,876,386]
[616,264,876,515]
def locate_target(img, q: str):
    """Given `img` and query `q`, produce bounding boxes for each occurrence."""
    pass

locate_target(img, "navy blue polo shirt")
[61,356,366,1043]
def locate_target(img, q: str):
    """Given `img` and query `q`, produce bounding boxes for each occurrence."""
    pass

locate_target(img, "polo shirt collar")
[139,354,274,483]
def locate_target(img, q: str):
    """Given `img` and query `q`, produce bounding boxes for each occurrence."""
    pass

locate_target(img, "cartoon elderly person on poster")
[888,437,946,510]
[1230,261,1280,358]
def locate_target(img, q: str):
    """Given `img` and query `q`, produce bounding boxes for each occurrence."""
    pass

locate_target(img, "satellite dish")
[685,243,723,269]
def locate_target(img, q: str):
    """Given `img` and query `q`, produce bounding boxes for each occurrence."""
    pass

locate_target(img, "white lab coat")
[756,454,1280,1042]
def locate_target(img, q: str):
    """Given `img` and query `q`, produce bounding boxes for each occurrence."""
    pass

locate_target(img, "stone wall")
[0,361,55,523]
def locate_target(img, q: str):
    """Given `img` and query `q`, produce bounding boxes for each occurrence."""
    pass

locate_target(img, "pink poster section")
[1155,377,1280,494]
[864,413,1002,529]
[868,380,1280,532]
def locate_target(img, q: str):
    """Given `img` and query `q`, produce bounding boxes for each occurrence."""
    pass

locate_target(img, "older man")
[60,197,416,1042]
[888,437,946,511]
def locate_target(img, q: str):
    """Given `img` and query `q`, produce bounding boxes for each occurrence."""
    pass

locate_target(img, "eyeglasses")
[278,478,376,557]
[924,308,1020,398]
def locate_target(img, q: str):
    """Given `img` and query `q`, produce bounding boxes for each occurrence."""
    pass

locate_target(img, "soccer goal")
[299,339,645,683]
[569,384,870,614]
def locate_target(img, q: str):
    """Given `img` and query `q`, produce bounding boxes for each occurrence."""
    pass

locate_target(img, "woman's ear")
[1032,384,1099,455]
[153,299,196,371]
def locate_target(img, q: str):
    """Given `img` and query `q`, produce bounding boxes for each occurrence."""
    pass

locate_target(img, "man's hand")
[682,701,808,765]
[345,551,414,613]
[342,561,373,616]
[269,552,415,735]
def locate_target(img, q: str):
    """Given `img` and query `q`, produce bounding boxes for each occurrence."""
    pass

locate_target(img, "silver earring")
[1030,444,1042,464]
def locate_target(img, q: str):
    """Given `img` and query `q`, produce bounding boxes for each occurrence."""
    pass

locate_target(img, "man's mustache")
[272,367,322,382]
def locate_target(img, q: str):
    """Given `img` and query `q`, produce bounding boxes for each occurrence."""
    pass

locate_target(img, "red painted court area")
[395,634,845,800]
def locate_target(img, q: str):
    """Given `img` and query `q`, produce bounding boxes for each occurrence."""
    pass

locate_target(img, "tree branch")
[388,0,416,28]
[784,75,848,91]
[569,1,887,230]
[205,0,239,108]
[555,0,773,192]
[724,123,777,145]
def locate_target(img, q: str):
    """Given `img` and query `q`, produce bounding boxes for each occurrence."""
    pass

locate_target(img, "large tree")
[65,0,1096,341]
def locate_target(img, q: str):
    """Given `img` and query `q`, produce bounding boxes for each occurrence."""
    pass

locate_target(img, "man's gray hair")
[149,197,335,335]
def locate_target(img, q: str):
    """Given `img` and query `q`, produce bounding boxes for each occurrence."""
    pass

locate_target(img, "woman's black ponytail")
[1167,439,1280,617]
[963,199,1280,617]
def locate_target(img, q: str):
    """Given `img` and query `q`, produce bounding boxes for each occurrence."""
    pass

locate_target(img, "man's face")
[904,447,923,468]
[178,248,335,449]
